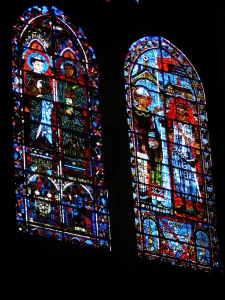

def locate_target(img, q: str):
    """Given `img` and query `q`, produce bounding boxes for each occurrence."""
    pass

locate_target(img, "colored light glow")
[12,5,110,249]
[125,35,221,271]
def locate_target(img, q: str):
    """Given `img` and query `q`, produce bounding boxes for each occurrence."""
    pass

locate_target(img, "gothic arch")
[13,5,110,248]
[125,36,221,270]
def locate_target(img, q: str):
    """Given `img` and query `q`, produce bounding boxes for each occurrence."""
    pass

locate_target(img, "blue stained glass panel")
[125,36,221,270]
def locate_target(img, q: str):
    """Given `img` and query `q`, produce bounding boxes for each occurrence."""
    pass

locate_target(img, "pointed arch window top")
[12,5,110,249]
[13,5,94,61]
[125,35,221,271]
[125,36,200,84]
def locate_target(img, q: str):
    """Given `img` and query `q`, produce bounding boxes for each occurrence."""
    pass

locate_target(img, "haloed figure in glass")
[168,99,202,215]
[57,62,82,129]
[57,61,86,110]
[133,87,163,201]
[58,62,77,108]
[57,61,86,158]
[25,56,53,148]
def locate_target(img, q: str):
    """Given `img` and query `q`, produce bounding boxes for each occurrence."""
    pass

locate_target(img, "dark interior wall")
[4,0,224,287]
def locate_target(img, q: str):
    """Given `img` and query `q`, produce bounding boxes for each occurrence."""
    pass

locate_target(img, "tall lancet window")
[12,5,110,249]
[124,36,221,271]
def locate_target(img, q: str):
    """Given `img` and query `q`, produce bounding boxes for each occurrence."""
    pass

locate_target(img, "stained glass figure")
[13,5,110,249]
[125,36,221,271]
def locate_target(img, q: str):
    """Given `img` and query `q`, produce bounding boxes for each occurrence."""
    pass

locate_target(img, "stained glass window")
[12,5,110,249]
[125,36,221,271]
